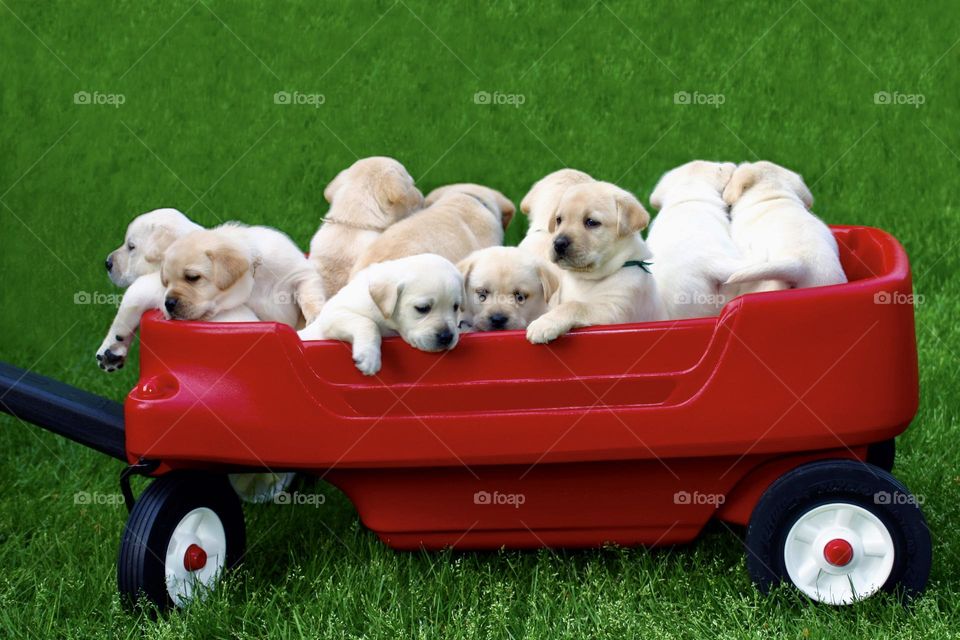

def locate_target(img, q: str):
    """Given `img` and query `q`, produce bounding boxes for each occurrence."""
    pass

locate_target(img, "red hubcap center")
[823,538,854,566]
[183,543,207,572]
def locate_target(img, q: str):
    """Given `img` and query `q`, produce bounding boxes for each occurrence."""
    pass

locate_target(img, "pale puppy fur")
[309,157,423,297]
[646,160,745,319]
[526,181,666,344]
[458,246,559,332]
[96,208,234,372]
[351,184,513,274]
[299,254,464,376]
[518,169,595,261]
[161,223,325,329]
[722,160,847,293]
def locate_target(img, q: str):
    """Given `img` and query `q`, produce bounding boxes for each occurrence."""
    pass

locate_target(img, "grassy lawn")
[2,0,959,637]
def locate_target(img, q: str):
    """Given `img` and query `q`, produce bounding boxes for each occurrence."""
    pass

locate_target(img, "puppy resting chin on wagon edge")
[298,254,464,376]
[525,181,666,344]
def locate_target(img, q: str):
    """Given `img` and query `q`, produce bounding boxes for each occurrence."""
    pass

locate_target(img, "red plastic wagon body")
[124,225,919,551]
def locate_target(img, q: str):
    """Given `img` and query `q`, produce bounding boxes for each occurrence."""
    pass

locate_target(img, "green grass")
[2,0,960,637]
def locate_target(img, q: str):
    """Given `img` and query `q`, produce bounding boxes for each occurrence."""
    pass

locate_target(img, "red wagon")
[0,225,930,610]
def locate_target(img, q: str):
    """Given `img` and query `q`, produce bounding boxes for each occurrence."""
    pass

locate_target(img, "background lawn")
[2,0,959,637]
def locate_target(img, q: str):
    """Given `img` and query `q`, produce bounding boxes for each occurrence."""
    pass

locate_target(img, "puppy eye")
[453,303,460,312]
[514,291,526,303]
[185,274,201,283]
[127,243,135,251]
[476,288,488,302]
[555,216,562,225]
[415,304,431,314]
[584,218,601,228]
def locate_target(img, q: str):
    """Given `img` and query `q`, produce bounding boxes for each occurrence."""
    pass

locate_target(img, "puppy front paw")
[95,338,128,372]
[526,316,566,344]
[352,344,382,376]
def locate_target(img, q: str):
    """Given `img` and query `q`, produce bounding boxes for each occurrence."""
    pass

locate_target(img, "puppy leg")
[295,271,327,324]
[526,301,590,344]
[95,272,164,372]
[322,312,383,376]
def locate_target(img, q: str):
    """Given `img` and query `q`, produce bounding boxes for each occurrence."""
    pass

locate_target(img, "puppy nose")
[489,313,508,329]
[105,256,113,272]
[553,235,571,256]
[435,327,454,347]
[164,297,178,313]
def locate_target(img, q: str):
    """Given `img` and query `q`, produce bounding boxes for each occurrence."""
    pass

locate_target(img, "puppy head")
[548,182,649,272]
[425,183,516,230]
[649,160,737,209]
[722,161,814,209]
[324,156,423,227]
[160,229,254,321]
[368,254,463,352]
[519,169,595,228]
[458,247,559,331]
[107,208,199,287]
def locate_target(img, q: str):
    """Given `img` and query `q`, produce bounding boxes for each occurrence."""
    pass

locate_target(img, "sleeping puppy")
[96,208,202,371]
[457,246,559,331]
[309,157,423,297]
[351,184,512,274]
[722,161,846,293]
[647,161,744,319]
[161,223,326,329]
[299,254,463,376]
[518,169,595,261]
[526,181,666,344]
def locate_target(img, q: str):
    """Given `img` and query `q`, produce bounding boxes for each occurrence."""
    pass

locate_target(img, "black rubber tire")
[117,472,245,611]
[866,438,896,472]
[745,460,931,604]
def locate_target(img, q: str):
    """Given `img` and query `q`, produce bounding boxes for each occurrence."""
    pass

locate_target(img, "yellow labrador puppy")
[299,254,463,376]
[526,181,666,344]
[722,161,846,293]
[162,223,325,329]
[351,184,512,274]
[457,246,559,331]
[518,169,595,261]
[96,208,202,371]
[309,157,423,297]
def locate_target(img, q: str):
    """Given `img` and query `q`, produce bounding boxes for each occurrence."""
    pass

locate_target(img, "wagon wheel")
[118,471,245,610]
[745,459,930,605]
[228,472,296,504]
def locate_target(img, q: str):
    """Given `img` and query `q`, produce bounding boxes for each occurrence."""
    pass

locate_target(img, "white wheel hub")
[229,472,296,504]
[165,507,227,607]
[783,502,895,604]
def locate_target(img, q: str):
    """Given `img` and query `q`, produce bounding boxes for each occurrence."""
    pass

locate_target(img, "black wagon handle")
[0,361,127,461]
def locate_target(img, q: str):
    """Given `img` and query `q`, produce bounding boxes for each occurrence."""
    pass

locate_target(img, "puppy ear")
[793,174,814,209]
[649,177,667,211]
[492,192,516,230]
[369,275,403,319]
[547,208,560,233]
[456,254,476,288]
[377,169,418,208]
[615,189,650,235]
[722,163,758,206]
[536,261,560,303]
[324,168,350,203]
[144,226,177,265]
[206,244,250,290]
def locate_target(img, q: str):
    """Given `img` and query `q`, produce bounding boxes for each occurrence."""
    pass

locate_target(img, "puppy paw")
[352,345,382,376]
[526,316,565,344]
[95,339,128,372]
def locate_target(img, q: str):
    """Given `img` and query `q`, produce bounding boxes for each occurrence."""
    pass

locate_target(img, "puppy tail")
[723,258,806,287]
